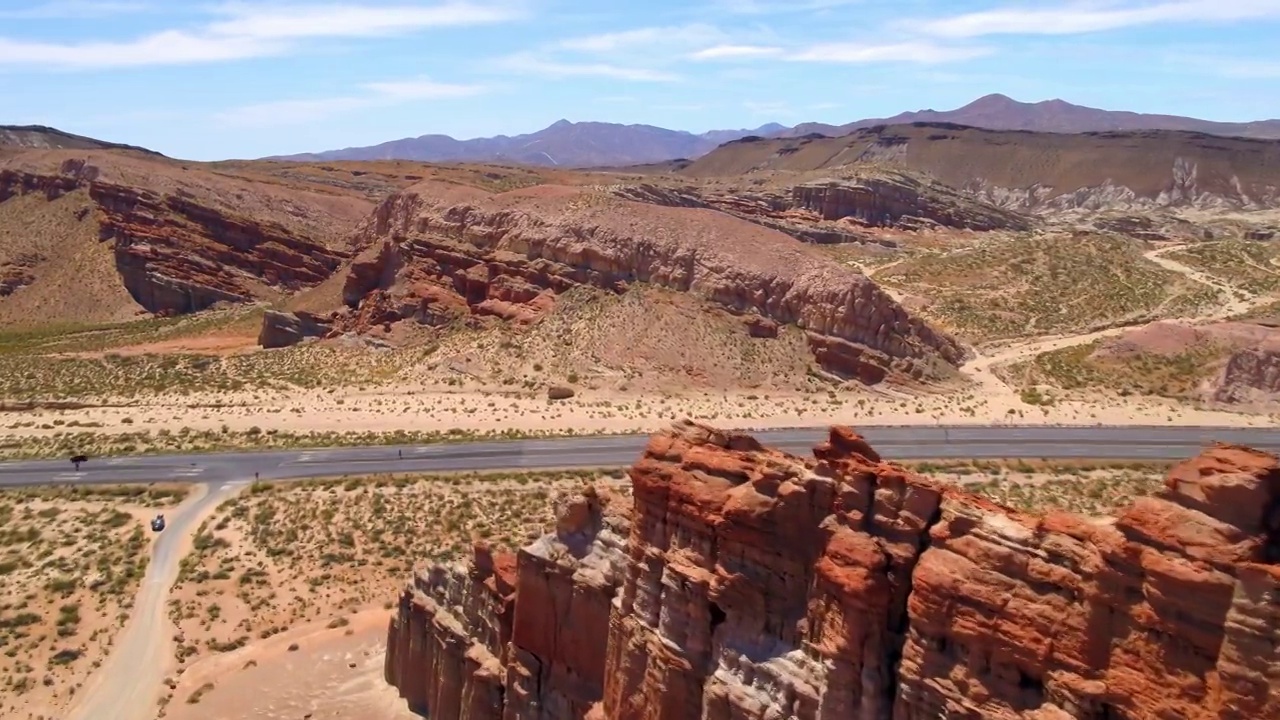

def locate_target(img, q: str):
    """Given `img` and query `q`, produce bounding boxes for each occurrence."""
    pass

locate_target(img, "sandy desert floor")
[0,485,189,720]
[1,383,1276,460]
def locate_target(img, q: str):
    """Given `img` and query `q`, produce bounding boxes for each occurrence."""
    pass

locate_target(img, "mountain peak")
[967,93,1022,108]
[547,119,573,129]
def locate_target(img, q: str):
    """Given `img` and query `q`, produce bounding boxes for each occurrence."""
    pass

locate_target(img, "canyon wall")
[0,159,350,315]
[341,183,968,383]
[386,421,1280,720]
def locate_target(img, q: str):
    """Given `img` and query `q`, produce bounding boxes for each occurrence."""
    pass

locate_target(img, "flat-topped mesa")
[339,182,968,384]
[384,422,1280,720]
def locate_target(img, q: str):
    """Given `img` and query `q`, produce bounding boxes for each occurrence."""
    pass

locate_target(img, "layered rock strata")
[794,172,1032,232]
[340,182,967,383]
[0,160,350,315]
[386,420,1280,720]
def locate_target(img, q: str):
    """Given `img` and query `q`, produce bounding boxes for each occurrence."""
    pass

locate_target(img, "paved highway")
[1,425,1277,487]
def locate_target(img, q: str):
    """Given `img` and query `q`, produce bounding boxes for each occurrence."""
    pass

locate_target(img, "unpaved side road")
[63,480,249,720]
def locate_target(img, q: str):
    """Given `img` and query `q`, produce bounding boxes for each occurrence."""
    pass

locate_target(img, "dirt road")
[63,481,248,720]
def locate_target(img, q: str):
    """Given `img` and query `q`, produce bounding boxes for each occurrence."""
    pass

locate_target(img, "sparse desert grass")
[166,470,625,670]
[422,284,824,394]
[0,488,181,720]
[1001,340,1226,400]
[874,233,1218,343]
[0,483,191,507]
[1166,239,1280,296]
[907,459,1170,516]
[0,425,584,460]
[0,340,420,400]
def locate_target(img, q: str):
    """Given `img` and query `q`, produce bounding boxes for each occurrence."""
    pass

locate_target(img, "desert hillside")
[0,122,1279,461]
[686,123,1280,211]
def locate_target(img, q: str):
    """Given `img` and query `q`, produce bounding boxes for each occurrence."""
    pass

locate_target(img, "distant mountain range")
[266,94,1280,169]
[266,120,788,167]
[780,93,1280,140]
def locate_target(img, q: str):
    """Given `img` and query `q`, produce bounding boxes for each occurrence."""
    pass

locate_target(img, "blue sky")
[2,0,1279,160]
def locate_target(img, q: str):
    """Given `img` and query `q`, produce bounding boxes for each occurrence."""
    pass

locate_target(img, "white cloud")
[557,24,724,53]
[708,0,862,15]
[788,41,993,64]
[914,0,1280,38]
[0,2,521,69]
[206,1,522,40]
[690,44,784,60]
[216,76,486,127]
[0,1,148,18]
[0,31,284,69]
[491,53,681,82]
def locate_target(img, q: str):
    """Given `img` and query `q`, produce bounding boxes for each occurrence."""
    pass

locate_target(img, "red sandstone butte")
[384,421,1280,719]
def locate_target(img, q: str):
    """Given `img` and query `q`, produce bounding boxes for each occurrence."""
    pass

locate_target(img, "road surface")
[62,480,247,720]
[2,425,1277,488]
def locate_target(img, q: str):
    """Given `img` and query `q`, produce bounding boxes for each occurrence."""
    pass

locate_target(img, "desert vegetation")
[1166,239,1280,296]
[1001,340,1227,400]
[907,459,1170,516]
[0,486,188,720]
[874,232,1218,343]
[165,470,625,672]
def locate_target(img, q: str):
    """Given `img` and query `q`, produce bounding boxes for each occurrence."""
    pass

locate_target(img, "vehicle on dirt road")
[150,515,165,532]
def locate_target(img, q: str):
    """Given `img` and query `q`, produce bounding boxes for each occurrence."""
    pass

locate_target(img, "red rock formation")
[385,422,1280,720]
[339,182,968,383]
[386,485,631,720]
[793,171,1032,232]
[0,160,351,315]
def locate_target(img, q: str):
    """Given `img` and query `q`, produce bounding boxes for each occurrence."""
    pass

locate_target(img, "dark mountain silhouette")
[266,120,787,168]
[781,94,1280,140]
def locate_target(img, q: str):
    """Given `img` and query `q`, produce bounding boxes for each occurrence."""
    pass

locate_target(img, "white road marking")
[107,458,123,466]
[171,467,204,477]
[54,472,84,480]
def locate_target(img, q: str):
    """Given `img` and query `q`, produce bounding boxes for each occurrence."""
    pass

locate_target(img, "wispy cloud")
[491,53,680,82]
[788,41,993,64]
[690,44,784,60]
[216,76,487,127]
[0,2,522,69]
[0,0,148,18]
[913,0,1280,38]
[708,0,862,15]
[557,24,724,53]
[206,1,522,40]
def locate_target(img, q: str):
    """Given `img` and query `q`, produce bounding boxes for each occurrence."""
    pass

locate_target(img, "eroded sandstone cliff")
[386,421,1279,720]
[338,182,968,383]
[0,157,353,315]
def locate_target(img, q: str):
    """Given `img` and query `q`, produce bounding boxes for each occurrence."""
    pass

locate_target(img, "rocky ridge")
[336,182,967,383]
[0,158,351,315]
[684,124,1280,214]
[385,421,1280,719]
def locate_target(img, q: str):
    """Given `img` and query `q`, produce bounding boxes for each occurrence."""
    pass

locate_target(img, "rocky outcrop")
[1215,347,1280,404]
[339,183,968,383]
[0,253,40,297]
[794,171,1033,232]
[385,421,1280,720]
[386,484,631,719]
[0,160,351,315]
[92,183,349,314]
[256,310,334,348]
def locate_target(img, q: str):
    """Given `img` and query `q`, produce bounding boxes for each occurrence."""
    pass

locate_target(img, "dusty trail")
[960,244,1278,393]
[63,481,248,720]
